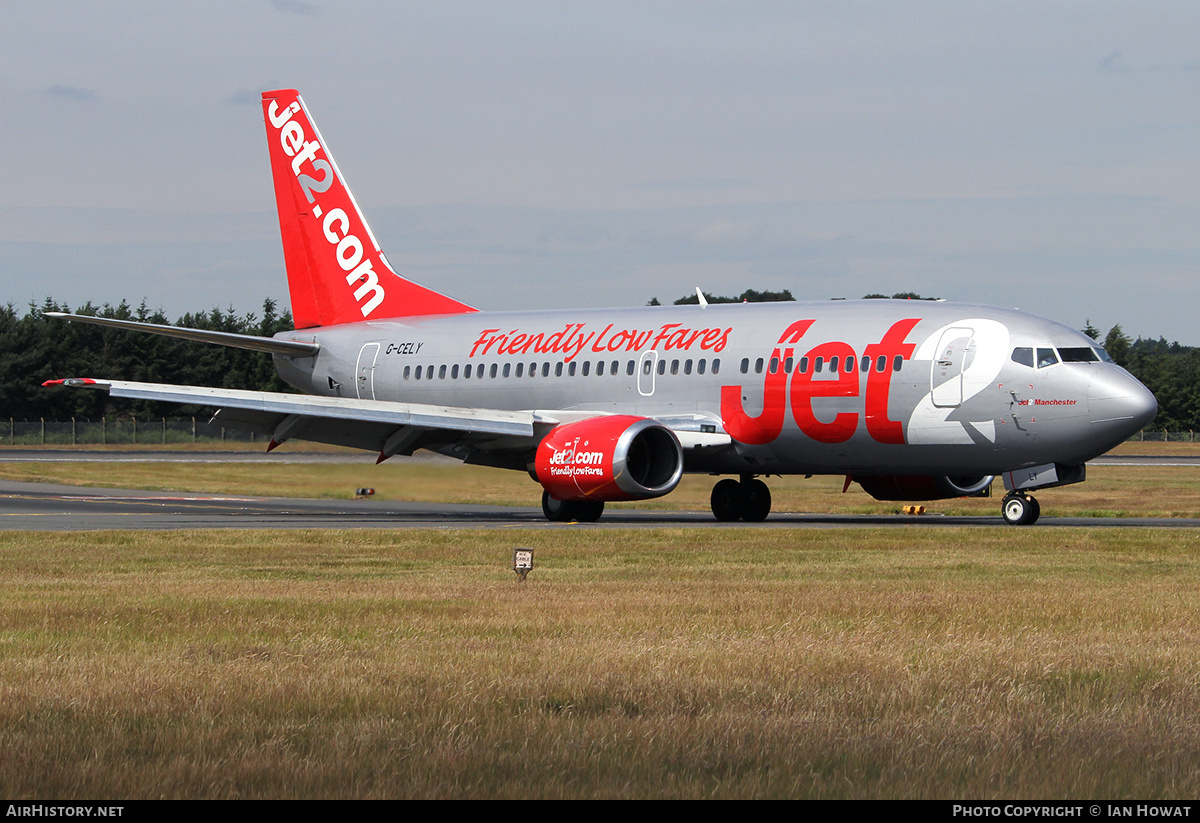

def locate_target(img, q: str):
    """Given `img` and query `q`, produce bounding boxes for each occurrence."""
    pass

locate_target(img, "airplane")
[42,88,1158,526]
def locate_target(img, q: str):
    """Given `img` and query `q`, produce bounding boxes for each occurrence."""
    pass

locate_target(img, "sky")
[2,1,1198,343]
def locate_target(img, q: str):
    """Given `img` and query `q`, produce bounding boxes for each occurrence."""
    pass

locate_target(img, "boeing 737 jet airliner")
[44,89,1158,525]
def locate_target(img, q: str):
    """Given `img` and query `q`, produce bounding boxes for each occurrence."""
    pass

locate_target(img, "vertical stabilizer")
[262,89,476,328]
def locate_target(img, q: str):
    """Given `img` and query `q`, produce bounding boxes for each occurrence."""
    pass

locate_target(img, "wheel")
[1025,495,1040,525]
[710,479,745,521]
[741,478,772,522]
[542,490,575,522]
[1001,493,1038,525]
[575,500,605,522]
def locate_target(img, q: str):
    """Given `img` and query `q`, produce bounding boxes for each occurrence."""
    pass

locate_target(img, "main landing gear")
[710,475,772,522]
[542,490,605,523]
[1001,492,1040,526]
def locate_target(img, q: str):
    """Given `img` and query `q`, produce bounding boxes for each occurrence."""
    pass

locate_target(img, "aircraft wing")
[42,378,545,460]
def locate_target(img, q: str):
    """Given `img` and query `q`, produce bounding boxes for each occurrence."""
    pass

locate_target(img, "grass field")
[2,527,1200,799]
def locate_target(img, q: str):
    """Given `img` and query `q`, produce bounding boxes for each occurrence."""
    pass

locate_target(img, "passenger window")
[740,358,750,374]
[626,361,634,376]
[1037,348,1058,368]
[568,361,576,376]
[712,359,721,375]
[892,355,903,372]
[516,363,524,377]
[542,362,550,377]
[769,357,779,374]
[671,359,680,375]
[403,366,411,380]
[657,359,666,376]
[554,362,563,377]
[581,361,589,376]
[451,364,459,379]
[1011,347,1034,368]
[490,363,498,378]
[597,360,605,376]
[643,359,652,376]
[439,365,447,379]
[829,356,839,373]
[785,357,794,373]
[415,365,423,379]
[684,359,693,375]
[876,355,886,372]
[799,357,808,374]
[814,357,824,373]
[503,363,511,378]
[860,356,870,372]
[697,359,707,375]
[755,358,764,374]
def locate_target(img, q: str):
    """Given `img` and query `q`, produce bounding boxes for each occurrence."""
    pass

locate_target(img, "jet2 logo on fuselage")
[721,318,920,446]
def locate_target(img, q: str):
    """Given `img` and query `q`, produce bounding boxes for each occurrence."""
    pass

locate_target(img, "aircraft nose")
[1088,368,1158,435]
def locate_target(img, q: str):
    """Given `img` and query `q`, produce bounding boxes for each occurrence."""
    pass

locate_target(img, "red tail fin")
[261,89,476,329]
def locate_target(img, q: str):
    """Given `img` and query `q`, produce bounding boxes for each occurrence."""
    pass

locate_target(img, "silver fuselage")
[273,299,1156,478]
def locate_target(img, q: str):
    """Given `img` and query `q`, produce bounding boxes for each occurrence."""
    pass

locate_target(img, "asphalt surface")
[1,483,1198,531]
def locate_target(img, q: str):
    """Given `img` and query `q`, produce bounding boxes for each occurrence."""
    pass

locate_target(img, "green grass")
[3,527,1200,798]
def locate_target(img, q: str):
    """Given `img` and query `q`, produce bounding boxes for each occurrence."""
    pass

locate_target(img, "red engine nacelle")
[534,415,684,502]
[856,474,995,501]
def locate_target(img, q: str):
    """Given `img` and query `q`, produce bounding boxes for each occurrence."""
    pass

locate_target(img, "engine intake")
[534,415,683,502]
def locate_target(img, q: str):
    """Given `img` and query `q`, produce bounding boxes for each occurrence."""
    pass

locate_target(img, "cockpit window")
[1011,347,1034,368]
[1036,348,1059,368]
[1058,347,1099,363]
[1095,347,1113,363]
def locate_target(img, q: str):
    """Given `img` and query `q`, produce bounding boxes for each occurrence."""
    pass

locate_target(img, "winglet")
[262,89,477,328]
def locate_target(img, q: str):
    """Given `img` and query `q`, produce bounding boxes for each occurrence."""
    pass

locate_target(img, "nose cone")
[1088,368,1158,437]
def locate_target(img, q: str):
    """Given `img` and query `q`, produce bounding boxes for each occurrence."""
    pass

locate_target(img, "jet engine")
[534,415,683,501]
[856,474,995,501]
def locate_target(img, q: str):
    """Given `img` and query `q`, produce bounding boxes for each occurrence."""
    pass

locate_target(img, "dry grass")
[2,527,1200,798]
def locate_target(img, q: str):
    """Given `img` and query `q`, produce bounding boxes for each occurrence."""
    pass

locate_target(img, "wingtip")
[42,378,95,388]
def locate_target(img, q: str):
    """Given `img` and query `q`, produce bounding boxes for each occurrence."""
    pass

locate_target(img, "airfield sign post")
[513,548,534,582]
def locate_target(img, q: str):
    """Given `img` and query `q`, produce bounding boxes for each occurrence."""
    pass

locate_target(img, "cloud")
[1098,50,1133,73]
[268,0,317,14]
[225,89,262,106]
[44,85,96,102]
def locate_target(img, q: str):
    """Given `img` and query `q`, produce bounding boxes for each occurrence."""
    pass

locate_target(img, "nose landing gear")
[1001,492,1040,525]
[710,475,772,522]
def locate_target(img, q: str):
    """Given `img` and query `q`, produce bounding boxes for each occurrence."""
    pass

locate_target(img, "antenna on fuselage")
[695,288,708,308]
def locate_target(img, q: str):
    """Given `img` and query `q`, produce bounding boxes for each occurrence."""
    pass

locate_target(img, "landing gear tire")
[541,491,605,522]
[574,500,605,522]
[1001,493,1040,526]
[710,479,745,522]
[741,478,772,522]
[710,477,772,522]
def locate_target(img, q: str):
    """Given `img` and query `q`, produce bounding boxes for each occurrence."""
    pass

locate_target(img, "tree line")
[4,297,1196,431]
[3,298,293,422]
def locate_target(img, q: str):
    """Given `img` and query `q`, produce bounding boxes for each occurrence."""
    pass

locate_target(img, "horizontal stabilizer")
[43,313,319,357]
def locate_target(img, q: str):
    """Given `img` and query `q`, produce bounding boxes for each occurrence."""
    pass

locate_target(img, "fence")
[5,418,260,446]
[1129,430,1197,442]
